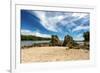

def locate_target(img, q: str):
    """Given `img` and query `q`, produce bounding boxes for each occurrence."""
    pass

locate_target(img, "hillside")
[21,35,51,41]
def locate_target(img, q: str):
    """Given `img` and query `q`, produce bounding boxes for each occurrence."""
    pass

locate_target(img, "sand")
[21,47,89,63]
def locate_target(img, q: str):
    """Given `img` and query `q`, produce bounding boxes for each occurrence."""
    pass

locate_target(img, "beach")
[21,47,89,63]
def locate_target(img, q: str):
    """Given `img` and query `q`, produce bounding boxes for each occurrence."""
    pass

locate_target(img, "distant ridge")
[21,35,51,41]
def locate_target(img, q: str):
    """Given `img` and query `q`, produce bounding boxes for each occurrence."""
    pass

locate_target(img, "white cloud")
[56,13,89,28]
[32,11,58,32]
[72,13,88,19]
[21,29,51,38]
[73,33,84,41]
[30,11,89,34]
[73,37,84,41]
[32,11,73,32]
[72,25,89,32]
[34,32,51,38]
[21,29,32,35]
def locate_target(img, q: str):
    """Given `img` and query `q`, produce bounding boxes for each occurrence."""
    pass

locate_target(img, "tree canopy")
[83,31,89,42]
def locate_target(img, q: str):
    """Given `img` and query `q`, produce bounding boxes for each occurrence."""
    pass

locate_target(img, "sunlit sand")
[21,47,89,63]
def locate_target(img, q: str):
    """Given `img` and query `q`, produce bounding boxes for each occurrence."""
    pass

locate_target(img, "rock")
[63,35,72,46]
[63,35,76,48]
[83,42,89,50]
[51,35,62,46]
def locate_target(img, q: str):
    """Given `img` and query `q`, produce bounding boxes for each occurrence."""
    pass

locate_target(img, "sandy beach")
[21,47,89,63]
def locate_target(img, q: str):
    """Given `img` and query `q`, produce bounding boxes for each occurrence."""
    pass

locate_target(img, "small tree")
[83,31,89,42]
[83,31,90,50]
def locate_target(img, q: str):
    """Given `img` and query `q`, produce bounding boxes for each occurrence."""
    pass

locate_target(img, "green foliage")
[21,35,51,41]
[83,31,89,42]
[82,31,90,50]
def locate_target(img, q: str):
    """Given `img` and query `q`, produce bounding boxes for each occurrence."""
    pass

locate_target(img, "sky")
[21,10,90,41]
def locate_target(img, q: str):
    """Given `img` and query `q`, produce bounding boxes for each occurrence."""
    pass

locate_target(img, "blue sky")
[21,10,90,41]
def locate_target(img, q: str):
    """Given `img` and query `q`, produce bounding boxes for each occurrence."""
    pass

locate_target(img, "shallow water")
[21,40,50,47]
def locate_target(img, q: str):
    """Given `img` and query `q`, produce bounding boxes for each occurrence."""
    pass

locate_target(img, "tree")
[83,31,90,50]
[83,31,89,42]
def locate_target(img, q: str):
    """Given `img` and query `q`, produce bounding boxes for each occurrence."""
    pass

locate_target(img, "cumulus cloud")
[21,29,51,38]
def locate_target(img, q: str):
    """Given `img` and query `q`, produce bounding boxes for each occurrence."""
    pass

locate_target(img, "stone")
[63,35,76,48]
[51,35,62,46]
